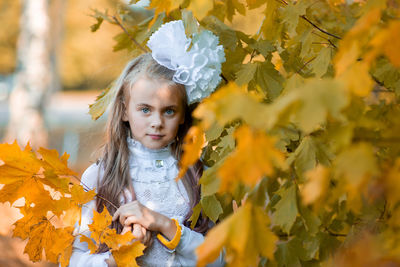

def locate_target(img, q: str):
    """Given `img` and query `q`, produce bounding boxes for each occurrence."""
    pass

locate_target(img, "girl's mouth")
[148,134,164,140]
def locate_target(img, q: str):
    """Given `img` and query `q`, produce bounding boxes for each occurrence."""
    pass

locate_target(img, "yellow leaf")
[300,165,330,205]
[48,227,74,264]
[188,0,214,21]
[0,141,42,184]
[80,235,98,254]
[196,202,277,266]
[218,125,287,193]
[338,62,374,97]
[0,177,48,205]
[111,241,146,267]
[12,207,41,240]
[89,84,117,121]
[369,21,400,67]
[23,219,55,262]
[88,207,113,244]
[38,147,77,176]
[385,158,400,205]
[177,126,205,180]
[334,8,381,75]
[193,82,269,131]
[101,228,136,249]
[71,184,96,205]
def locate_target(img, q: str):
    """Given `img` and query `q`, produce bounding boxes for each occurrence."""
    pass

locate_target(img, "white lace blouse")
[69,138,224,267]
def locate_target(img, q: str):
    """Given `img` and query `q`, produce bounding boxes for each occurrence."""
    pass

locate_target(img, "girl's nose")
[150,113,163,128]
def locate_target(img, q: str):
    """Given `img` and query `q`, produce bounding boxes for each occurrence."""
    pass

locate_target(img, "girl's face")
[123,76,185,150]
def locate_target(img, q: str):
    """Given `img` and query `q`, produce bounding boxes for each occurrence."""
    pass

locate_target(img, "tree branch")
[301,15,341,40]
[112,16,148,53]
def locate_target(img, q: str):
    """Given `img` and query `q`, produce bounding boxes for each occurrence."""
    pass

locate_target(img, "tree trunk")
[5,0,56,149]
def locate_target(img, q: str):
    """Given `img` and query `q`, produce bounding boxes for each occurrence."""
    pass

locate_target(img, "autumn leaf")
[272,183,298,234]
[188,0,214,21]
[193,82,269,131]
[89,84,117,120]
[300,165,330,205]
[80,235,98,254]
[197,202,277,266]
[177,126,206,180]
[0,141,42,184]
[218,125,287,192]
[112,242,146,267]
[38,147,77,177]
[88,207,113,244]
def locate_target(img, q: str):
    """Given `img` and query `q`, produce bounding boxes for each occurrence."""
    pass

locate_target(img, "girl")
[69,20,225,266]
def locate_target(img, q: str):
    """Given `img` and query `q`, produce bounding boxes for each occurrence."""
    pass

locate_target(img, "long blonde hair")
[95,54,209,252]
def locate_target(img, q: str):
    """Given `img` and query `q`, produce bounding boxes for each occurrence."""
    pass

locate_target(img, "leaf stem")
[112,15,148,53]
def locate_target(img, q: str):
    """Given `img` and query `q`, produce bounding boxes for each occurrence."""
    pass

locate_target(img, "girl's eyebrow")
[164,105,178,109]
[137,103,152,107]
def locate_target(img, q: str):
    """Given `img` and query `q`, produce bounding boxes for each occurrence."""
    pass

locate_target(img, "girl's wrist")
[158,216,177,241]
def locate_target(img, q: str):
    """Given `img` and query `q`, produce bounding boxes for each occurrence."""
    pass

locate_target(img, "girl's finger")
[124,215,140,226]
[121,225,132,235]
[112,210,119,221]
[132,223,144,239]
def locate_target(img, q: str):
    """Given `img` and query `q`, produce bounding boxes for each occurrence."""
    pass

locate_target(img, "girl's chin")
[141,139,170,150]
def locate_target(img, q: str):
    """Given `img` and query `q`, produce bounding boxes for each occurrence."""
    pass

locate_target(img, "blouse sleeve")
[69,163,111,267]
[173,224,225,267]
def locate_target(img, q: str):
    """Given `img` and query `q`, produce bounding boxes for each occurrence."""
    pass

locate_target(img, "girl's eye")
[141,107,150,114]
[165,109,175,115]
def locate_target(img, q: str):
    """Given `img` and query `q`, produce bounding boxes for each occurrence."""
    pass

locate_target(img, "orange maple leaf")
[111,242,146,267]
[196,202,277,267]
[0,141,42,184]
[217,125,287,192]
[177,126,206,180]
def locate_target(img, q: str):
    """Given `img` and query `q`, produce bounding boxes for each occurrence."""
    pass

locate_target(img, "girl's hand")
[121,223,153,247]
[105,254,117,267]
[113,200,177,241]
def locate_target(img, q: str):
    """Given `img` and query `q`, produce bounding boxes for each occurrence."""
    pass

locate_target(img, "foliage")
[0,142,144,266]
[2,0,400,266]
[87,0,400,265]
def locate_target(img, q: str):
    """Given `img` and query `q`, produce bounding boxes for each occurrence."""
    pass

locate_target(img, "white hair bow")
[147,20,225,104]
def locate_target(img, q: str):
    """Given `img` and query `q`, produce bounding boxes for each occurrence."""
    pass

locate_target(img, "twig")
[301,15,341,40]
[112,15,148,53]
[312,31,338,49]
[273,0,341,41]
[71,175,118,209]
[324,227,347,237]
[297,56,316,74]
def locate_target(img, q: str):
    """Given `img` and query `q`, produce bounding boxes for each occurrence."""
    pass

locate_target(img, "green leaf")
[310,47,331,78]
[299,205,321,235]
[287,136,333,179]
[248,40,275,58]
[189,203,202,229]
[201,195,223,222]
[246,0,266,9]
[235,63,257,86]
[281,0,309,37]
[274,238,302,267]
[182,9,199,36]
[200,161,223,196]
[88,84,117,121]
[202,16,238,51]
[255,61,284,100]
[272,183,298,234]
[90,17,104,32]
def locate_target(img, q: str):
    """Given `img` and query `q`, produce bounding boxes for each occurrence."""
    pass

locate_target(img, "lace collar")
[127,137,173,160]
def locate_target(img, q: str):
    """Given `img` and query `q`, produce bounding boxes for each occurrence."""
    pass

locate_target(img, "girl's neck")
[127,136,172,160]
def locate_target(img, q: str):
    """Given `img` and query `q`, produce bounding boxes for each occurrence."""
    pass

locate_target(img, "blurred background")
[0,0,128,265]
[0,0,262,265]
